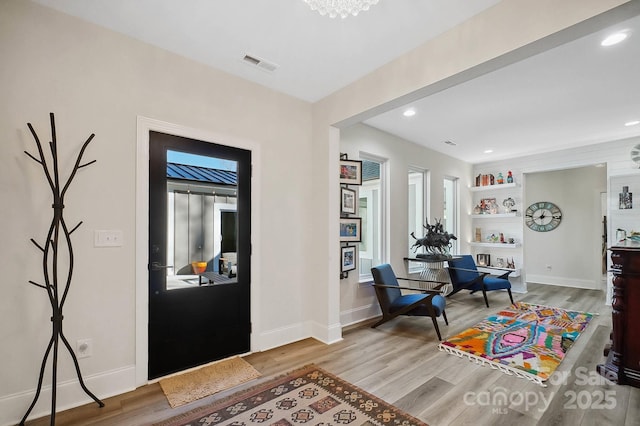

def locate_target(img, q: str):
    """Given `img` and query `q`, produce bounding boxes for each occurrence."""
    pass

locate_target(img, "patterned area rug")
[159,357,261,408]
[155,365,427,426]
[438,301,594,386]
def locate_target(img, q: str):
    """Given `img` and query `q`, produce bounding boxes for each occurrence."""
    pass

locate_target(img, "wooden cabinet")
[597,243,640,387]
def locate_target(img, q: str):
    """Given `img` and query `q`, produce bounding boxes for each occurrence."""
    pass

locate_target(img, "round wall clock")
[631,143,640,167]
[525,201,562,232]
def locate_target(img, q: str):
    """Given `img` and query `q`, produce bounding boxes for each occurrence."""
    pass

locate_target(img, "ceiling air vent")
[444,140,457,146]
[242,54,278,72]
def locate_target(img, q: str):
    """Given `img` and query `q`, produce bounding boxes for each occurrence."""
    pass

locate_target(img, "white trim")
[1,366,135,426]
[340,303,380,327]
[357,153,388,282]
[525,275,599,290]
[135,116,262,388]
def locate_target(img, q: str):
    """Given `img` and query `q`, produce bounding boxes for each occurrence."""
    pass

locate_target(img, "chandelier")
[303,0,380,19]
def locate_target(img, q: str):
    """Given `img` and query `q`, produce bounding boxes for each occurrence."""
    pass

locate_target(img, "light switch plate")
[94,230,124,247]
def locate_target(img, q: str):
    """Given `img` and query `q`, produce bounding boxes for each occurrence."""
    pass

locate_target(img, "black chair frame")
[446,266,514,308]
[372,277,449,340]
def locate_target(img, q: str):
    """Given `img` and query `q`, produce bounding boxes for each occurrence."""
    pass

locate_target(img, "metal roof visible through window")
[167,163,237,186]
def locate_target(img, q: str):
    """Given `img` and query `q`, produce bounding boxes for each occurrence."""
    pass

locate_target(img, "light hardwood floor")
[25,283,640,426]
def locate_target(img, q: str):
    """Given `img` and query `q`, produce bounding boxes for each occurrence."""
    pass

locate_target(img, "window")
[443,177,459,254]
[408,169,427,257]
[359,157,385,280]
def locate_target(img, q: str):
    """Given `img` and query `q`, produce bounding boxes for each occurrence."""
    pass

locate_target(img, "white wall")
[524,166,607,289]
[0,1,312,423]
[339,124,472,325]
[0,0,632,424]
[475,135,640,301]
[309,0,631,346]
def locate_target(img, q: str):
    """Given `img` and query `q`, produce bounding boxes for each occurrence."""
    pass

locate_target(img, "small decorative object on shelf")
[486,233,500,243]
[617,229,627,242]
[477,174,495,186]
[475,227,482,242]
[620,186,633,209]
[410,219,457,261]
[507,170,514,183]
[502,197,516,213]
[477,253,490,266]
[497,172,504,184]
[507,258,516,269]
[476,198,499,214]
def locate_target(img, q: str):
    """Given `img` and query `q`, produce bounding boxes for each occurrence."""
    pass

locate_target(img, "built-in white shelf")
[470,212,519,219]
[469,182,518,192]
[477,266,521,277]
[469,242,520,248]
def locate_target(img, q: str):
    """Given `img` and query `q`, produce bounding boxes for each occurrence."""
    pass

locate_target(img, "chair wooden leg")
[431,316,442,341]
[482,289,489,308]
[442,310,448,325]
[371,316,389,328]
[507,288,514,305]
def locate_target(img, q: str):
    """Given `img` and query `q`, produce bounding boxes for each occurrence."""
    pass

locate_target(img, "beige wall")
[524,166,607,289]
[308,0,632,343]
[0,1,313,422]
[0,0,634,423]
[339,124,472,325]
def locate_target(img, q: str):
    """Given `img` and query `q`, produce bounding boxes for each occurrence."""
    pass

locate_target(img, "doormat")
[155,365,428,426]
[159,356,261,408]
[438,301,594,386]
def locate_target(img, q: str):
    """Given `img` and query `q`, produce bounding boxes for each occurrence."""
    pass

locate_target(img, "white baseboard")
[0,365,136,426]
[340,304,380,328]
[255,322,308,352]
[526,275,599,290]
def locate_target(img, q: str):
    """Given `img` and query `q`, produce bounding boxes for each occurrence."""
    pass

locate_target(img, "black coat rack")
[20,113,104,425]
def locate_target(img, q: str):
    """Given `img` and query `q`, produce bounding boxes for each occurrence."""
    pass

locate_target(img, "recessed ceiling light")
[625,120,640,127]
[403,108,416,117]
[483,149,493,154]
[601,31,628,46]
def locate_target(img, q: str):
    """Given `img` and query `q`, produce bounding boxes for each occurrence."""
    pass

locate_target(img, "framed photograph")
[340,187,357,215]
[340,217,362,242]
[477,253,490,267]
[340,159,362,185]
[341,246,356,272]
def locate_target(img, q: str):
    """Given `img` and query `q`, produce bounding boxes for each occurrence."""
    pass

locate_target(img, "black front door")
[148,131,251,380]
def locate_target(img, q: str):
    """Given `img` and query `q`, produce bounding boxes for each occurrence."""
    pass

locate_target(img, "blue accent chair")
[446,255,514,308]
[370,264,448,340]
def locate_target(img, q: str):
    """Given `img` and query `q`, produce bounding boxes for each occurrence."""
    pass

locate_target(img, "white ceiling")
[32,0,640,164]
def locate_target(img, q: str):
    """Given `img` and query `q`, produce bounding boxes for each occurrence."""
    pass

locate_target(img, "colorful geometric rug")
[438,301,594,386]
[155,365,427,426]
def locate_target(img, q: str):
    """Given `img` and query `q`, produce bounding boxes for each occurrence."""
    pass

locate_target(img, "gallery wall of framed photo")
[339,154,362,279]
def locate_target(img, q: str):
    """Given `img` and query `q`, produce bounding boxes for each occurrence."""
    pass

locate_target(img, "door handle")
[149,262,173,271]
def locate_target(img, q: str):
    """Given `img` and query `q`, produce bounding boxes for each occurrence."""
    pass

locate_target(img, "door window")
[165,150,238,290]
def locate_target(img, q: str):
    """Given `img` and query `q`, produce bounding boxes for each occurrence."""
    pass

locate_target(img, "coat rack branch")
[20,113,103,426]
